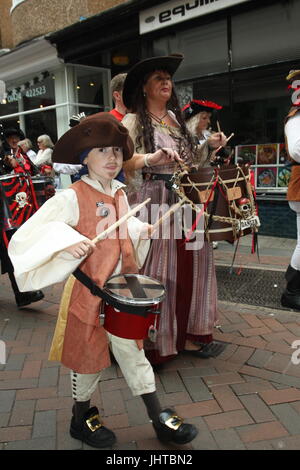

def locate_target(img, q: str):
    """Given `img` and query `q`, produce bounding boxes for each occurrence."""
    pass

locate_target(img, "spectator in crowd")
[35,134,54,175]
[18,138,37,162]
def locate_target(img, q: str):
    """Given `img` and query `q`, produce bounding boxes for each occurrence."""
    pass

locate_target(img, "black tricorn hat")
[123,54,184,111]
[52,112,134,164]
[182,100,223,120]
[4,127,25,140]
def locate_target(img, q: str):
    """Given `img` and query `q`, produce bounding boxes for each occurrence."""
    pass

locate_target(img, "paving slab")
[1,235,300,450]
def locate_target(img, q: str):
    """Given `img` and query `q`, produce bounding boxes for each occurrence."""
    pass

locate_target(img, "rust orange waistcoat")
[61,180,138,374]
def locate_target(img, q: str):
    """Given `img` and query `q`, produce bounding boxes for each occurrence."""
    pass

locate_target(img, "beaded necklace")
[147,110,169,126]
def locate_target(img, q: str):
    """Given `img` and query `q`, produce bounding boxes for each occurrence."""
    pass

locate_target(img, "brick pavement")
[1,235,300,451]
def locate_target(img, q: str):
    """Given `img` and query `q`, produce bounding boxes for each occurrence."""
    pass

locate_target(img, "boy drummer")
[8,113,198,448]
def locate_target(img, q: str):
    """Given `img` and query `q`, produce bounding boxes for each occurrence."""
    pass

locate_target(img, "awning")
[0,37,62,83]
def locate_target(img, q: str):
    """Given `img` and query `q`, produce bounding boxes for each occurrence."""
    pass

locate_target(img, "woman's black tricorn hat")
[182,100,223,120]
[123,54,184,111]
[52,112,134,164]
[4,127,25,140]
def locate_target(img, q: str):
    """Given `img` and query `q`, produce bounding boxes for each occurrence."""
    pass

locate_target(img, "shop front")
[2,0,299,235]
[0,37,112,155]
[141,0,300,238]
[44,0,299,236]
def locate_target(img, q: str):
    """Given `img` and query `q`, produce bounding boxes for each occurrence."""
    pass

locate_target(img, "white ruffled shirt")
[285,112,300,162]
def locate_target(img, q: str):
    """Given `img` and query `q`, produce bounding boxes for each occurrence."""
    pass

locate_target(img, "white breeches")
[289,201,300,271]
[71,332,156,402]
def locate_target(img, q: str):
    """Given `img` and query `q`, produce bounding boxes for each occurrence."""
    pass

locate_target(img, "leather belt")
[142,173,173,182]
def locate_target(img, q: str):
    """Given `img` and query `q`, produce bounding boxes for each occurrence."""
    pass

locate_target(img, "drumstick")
[216,120,222,134]
[92,197,151,243]
[152,197,187,231]
[214,133,235,154]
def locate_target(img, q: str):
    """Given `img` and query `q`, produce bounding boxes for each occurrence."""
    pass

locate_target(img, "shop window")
[231,2,300,69]
[180,64,293,193]
[110,42,141,77]
[153,19,228,81]
[22,73,55,112]
[231,66,291,193]
[24,109,57,152]
[0,64,111,149]
[75,68,105,113]
[177,75,231,135]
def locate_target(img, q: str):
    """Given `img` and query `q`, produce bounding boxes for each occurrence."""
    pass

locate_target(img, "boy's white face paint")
[84,147,123,188]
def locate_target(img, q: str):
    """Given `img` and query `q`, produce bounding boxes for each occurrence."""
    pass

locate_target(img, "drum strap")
[73,268,150,317]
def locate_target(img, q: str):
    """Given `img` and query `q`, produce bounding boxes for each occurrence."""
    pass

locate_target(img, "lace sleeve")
[122,113,145,153]
[193,140,211,168]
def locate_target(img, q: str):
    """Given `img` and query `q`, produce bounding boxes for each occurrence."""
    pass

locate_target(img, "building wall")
[0,0,14,49]
[257,200,297,239]
[7,0,127,47]
[87,0,126,14]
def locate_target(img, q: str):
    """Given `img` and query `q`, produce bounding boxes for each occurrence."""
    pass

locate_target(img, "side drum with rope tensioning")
[172,164,260,243]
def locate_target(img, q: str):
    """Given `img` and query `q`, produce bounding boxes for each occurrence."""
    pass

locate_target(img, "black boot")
[141,392,198,445]
[9,272,44,308]
[281,265,300,311]
[70,400,116,448]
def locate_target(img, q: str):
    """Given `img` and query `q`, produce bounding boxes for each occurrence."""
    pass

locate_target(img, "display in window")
[257,167,277,187]
[279,143,289,165]
[236,145,257,165]
[278,167,291,187]
[257,144,278,165]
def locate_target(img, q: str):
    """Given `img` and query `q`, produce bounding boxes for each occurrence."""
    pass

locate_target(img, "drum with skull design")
[0,174,38,231]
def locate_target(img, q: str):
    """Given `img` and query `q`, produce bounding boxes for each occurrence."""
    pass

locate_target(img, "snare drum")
[31,176,55,207]
[0,174,37,231]
[103,274,165,340]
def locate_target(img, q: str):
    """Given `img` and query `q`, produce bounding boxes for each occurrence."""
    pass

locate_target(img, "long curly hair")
[131,71,197,160]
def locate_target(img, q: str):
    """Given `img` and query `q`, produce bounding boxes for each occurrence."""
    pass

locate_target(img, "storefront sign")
[7,90,21,103]
[140,0,251,34]
[7,85,47,103]
[25,85,47,98]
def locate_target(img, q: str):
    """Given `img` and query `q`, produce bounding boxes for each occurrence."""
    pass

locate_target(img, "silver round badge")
[99,207,110,217]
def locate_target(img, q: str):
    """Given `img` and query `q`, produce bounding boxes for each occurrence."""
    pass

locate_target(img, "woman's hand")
[63,239,96,259]
[146,148,183,167]
[207,132,227,149]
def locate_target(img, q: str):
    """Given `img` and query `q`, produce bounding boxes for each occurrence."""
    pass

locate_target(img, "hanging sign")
[140,0,251,34]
